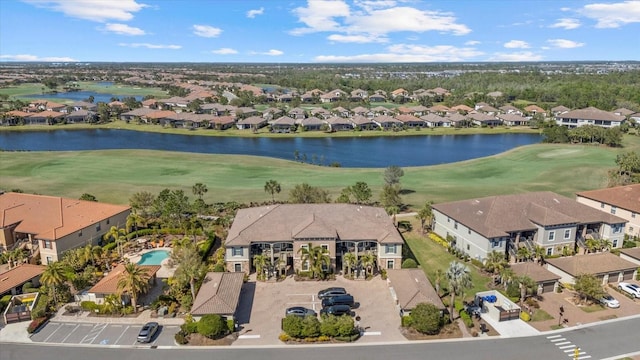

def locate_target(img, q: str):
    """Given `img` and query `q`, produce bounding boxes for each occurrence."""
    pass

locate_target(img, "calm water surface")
[0,129,541,168]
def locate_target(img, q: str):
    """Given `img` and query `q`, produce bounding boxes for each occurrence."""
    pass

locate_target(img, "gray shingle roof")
[191,272,244,316]
[387,269,445,310]
[546,252,637,277]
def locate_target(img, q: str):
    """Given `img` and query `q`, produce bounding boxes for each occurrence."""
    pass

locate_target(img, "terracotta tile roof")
[395,114,422,123]
[432,192,625,239]
[4,110,31,117]
[122,108,154,117]
[558,107,625,122]
[0,192,130,241]
[208,116,235,125]
[144,110,177,119]
[0,264,45,295]
[576,184,640,213]
[551,105,571,113]
[450,105,473,112]
[237,116,266,125]
[546,253,637,277]
[524,105,546,113]
[191,272,244,316]
[510,262,560,283]
[613,108,634,116]
[619,247,640,261]
[498,113,529,122]
[429,105,450,112]
[420,113,447,123]
[227,204,403,246]
[28,110,65,118]
[88,263,160,295]
[387,269,445,310]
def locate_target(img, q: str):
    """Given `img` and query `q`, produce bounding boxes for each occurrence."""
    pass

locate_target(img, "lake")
[23,91,143,104]
[0,129,541,168]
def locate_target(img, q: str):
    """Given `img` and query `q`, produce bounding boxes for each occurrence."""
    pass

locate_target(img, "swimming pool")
[137,250,170,265]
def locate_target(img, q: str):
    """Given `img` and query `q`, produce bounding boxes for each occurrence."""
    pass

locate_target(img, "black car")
[321,294,354,308]
[137,322,159,343]
[317,287,347,299]
[285,306,317,317]
[320,304,352,317]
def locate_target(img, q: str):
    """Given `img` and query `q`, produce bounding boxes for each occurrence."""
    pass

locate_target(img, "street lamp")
[558,305,564,326]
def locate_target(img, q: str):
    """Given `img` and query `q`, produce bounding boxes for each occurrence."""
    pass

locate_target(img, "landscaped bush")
[319,315,353,337]
[30,294,49,319]
[401,258,418,268]
[506,282,520,298]
[428,233,450,248]
[0,295,12,311]
[401,315,413,328]
[80,301,100,311]
[197,314,227,339]
[300,315,321,338]
[226,319,235,333]
[520,312,531,321]
[27,317,48,334]
[212,263,226,272]
[282,315,304,338]
[174,331,188,345]
[459,310,474,329]
[102,242,117,251]
[410,303,444,334]
[181,320,198,334]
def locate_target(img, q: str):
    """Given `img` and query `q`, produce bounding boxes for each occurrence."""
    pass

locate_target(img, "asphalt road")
[2,316,639,360]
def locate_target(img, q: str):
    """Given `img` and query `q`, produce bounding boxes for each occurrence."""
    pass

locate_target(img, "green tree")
[116,262,151,312]
[253,254,269,281]
[79,193,97,202]
[103,226,127,257]
[154,189,190,228]
[359,251,376,276]
[384,165,404,185]
[289,183,331,203]
[380,184,402,209]
[342,252,357,277]
[41,261,72,305]
[297,243,331,279]
[484,250,507,274]
[416,201,434,234]
[264,179,281,202]
[573,274,605,305]
[410,303,443,334]
[197,314,226,338]
[446,261,472,322]
[349,181,372,204]
[192,183,208,201]
[517,275,537,304]
[129,191,156,227]
[516,246,532,262]
[171,244,207,300]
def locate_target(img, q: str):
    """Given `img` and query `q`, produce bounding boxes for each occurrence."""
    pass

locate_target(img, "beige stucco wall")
[577,196,638,238]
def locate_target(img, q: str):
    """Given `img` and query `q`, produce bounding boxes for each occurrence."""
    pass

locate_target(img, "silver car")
[137,322,159,343]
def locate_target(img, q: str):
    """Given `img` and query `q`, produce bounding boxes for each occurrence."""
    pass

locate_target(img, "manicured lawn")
[0,82,166,100]
[530,309,554,322]
[1,135,638,206]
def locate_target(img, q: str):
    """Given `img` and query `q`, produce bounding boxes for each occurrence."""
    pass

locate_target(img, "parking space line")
[80,323,108,344]
[114,325,130,344]
[60,324,82,343]
[42,323,62,343]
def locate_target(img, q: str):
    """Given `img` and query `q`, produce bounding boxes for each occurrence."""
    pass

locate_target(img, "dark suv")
[321,294,354,308]
[317,287,347,299]
[320,304,352,317]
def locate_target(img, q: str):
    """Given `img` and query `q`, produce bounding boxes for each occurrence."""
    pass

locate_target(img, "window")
[611,206,617,215]
[600,202,605,208]
[234,263,242,272]
[232,247,243,256]
[564,229,571,240]
[385,244,397,254]
[447,217,451,223]
[300,244,309,252]
[454,222,458,230]
[321,244,329,251]
[546,248,552,256]
[386,260,394,269]
[78,230,82,237]
[466,244,470,251]
[492,240,501,248]
[468,229,471,235]
[44,240,51,249]
[106,219,110,224]
[632,213,636,218]
[613,239,618,248]
[96,224,101,232]
[548,231,555,241]
[302,260,309,271]
[46,256,53,264]
[613,225,623,234]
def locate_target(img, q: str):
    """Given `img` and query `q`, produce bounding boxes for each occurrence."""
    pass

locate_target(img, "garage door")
[607,272,618,283]
[542,281,555,293]
[623,270,635,281]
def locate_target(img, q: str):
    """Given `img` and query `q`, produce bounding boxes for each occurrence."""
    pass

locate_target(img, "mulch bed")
[185,333,237,346]
[401,323,462,340]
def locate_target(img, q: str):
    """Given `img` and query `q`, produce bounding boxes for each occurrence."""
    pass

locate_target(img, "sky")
[0,0,639,63]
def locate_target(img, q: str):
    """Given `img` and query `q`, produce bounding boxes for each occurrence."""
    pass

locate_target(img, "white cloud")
[192,24,222,38]
[465,40,481,46]
[314,43,483,62]
[246,7,264,18]
[118,43,181,49]
[327,33,387,43]
[0,54,78,62]
[549,18,581,29]
[22,0,146,22]
[290,0,470,38]
[560,7,571,11]
[489,51,543,61]
[504,40,530,49]
[580,1,640,28]
[547,39,585,48]
[263,49,284,56]
[211,48,238,55]
[102,23,145,35]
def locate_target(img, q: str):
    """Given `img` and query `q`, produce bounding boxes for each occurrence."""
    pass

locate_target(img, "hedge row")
[428,233,450,248]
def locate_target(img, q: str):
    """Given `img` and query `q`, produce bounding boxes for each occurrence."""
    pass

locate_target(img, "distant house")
[619,247,640,267]
[288,107,306,120]
[524,105,546,115]
[351,114,380,130]
[498,113,529,126]
[297,116,326,131]
[0,264,45,296]
[326,116,353,131]
[499,105,522,115]
[350,89,368,102]
[71,101,97,112]
[320,89,347,103]
[190,272,244,321]
[420,113,450,128]
[546,253,637,285]
[0,192,130,263]
[25,111,65,125]
[120,108,154,122]
[84,263,160,304]
[395,114,425,128]
[551,105,571,116]
[65,109,97,123]
[236,116,267,130]
[613,108,634,117]
[467,113,501,127]
[207,115,236,130]
[1,110,30,126]
[269,116,296,133]
[386,269,445,316]
[576,184,640,237]
[450,104,473,113]
[374,115,403,130]
[556,107,626,129]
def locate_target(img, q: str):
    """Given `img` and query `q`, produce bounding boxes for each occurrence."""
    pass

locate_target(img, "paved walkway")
[480,313,540,337]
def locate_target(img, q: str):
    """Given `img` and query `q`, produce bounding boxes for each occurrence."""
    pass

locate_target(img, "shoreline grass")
[2,135,637,207]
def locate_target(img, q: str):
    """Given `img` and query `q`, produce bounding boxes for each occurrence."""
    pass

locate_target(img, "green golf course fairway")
[1,136,638,208]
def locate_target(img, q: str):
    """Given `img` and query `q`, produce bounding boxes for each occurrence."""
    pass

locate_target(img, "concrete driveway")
[233,275,407,346]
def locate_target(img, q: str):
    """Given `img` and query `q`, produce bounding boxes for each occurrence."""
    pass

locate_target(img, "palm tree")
[360,251,376,277]
[103,226,127,258]
[499,267,515,289]
[264,179,281,202]
[434,269,444,297]
[343,252,357,278]
[416,201,434,234]
[41,261,71,305]
[253,254,269,280]
[598,239,612,252]
[446,260,472,322]
[516,246,531,262]
[172,245,207,300]
[517,275,537,305]
[484,250,507,274]
[297,243,331,279]
[534,245,546,264]
[385,205,399,227]
[116,262,151,312]
[91,245,104,269]
[585,238,599,253]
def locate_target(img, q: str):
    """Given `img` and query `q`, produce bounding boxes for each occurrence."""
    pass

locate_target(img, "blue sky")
[1,0,639,62]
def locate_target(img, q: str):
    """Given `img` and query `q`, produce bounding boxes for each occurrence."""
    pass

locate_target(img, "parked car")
[137,322,159,343]
[618,282,640,298]
[317,287,347,299]
[320,304,352,317]
[321,294,355,308]
[599,294,620,308]
[285,306,317,317]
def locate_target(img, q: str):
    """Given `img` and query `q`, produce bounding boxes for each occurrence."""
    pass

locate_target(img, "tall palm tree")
[253,254,269,280]
[116,262,150,312]
[359,251,376,276]
[41,261,71,305]
[416,201,434,234]
[264,179,281,202]
[516,246,531,263]
[446,260,472,322]
[517,275,537,305]
[104,226,127,258]
[484,250,507,274]
[434,269,444,297]
[585,238,599,253]
[297,243,331,279]
[385,205,399,227]
[172,245,207,300]
[343,252,357,278]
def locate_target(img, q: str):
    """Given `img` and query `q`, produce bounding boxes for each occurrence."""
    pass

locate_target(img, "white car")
[618,282,640,298]
[599,294,620,308]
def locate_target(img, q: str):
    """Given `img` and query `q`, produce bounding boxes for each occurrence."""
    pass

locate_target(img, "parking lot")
[30,321,181,347]
[233,275,406,346]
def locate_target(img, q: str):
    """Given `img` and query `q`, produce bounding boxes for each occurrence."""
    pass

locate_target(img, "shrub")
[27,317,48,334]
[282,315,304,338]
[197,314,226,339]
[428,233,450,248]
[0,295,13,312]
[80,301,99,311]
[506,282,520,298]
[520,312,531,322]
[401,258,418,268]
[300,315,321,338]
[401,315,413,328]
[30,294,49,319]
[460,310,474,328]
[181,320,198,334]
[226,319,236,333]
[410,303,443,335]
[212,263,226,272]
[317,335,330,342]
[380,268,387,280]
[278,333,291,342]
[174,331,188,345]
[102,242,117,251]
[320,315,340,337]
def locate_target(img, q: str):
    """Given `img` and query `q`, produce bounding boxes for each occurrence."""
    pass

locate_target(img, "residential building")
[82,263,160,304]
[0,192,130,263]
[431,192,626,263]
[576,184,640,237]
[0,264,45,296]
[545,252,637,285]
[555,107,625,128]
[224,204,404,275]
[386,269,445,316]
[190,272,244,321]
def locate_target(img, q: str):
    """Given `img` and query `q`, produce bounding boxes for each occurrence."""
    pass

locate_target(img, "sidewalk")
[48,305,186,326]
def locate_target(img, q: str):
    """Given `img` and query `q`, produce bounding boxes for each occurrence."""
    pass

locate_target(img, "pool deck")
[125,247,176,278]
